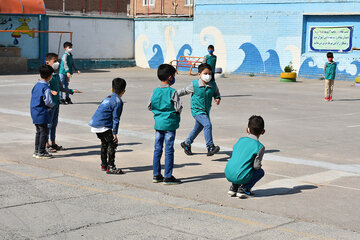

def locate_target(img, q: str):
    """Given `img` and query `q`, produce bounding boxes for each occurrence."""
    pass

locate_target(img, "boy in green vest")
[45,53,82,152]
[178,63,221,156]
[203,45,217,81]
[323,52,337,101]
[225,115,265,199]
[148,64,182,184]
[59,42,80,104]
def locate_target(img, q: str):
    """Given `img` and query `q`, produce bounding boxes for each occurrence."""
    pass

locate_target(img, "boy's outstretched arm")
[172,91,183,113]
[253,146,265,170]
[177,83,194,97]
[214,86,221,105]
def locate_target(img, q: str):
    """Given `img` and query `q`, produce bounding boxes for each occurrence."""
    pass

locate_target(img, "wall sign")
[310,26,353,52]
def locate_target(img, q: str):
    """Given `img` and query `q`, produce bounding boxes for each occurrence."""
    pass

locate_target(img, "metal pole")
[161,0,163,16]
[99,0,102,15]
[62,0,65,13]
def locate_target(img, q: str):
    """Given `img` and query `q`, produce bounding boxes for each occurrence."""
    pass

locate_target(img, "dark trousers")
[232,168,265,191]
[35,124,49,154]
[96,130,118,167]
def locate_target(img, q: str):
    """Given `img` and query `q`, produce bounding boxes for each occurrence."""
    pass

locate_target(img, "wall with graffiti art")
[135,1,360,80]
[0,15,40,59]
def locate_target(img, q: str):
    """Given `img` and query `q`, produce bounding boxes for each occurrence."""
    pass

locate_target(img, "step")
[0,57,27,74]
[0,47,21,57]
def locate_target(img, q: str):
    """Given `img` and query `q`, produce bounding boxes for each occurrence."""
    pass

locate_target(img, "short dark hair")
[208,45,214,50]
[157,64,176,81]
[39,65,54,79]
[327,52,334,58]
[64,42,72,48]
[45,53,58,62]
[248,115,265,136]
[198,63,212,73]
[112,78,126,95]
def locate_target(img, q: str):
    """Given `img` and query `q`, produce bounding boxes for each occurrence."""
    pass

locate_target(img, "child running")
[148,64,182,184]
[89,78,126,174]
[225,115,265,199]
[30,65,55,159]
[45,53,82,152]
[203,45,217,81]
[178,63,221,156]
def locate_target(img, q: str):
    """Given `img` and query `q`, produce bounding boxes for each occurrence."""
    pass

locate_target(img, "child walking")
[324,52,337,101]
[59,41,80,104]
[30,65,55,159]
[178,63,221,156]
[148,64,182,184]
[45,53,82,152]
[89,78,126,174]
[203,45,217,81]
[225,115,265,199]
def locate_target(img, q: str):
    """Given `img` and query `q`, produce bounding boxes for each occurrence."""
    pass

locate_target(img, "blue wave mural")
[148,44,164,69]
[176,44,193,72]
[233,43,264,74]
[298,58,324,77]
[264,49,282,75]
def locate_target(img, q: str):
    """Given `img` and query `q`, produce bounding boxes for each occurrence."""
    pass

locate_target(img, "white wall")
[48,17,134,59]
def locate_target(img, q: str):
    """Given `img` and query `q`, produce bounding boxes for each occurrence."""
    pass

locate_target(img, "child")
[30,65,55,159]
[59,41,80,104]
[45,53,82,152]
[178,63,221,156]
[225,115,265,199]
[324,52,337,101]
[89,78,126,174]
[203,45,217,81]
[148,64,182,184]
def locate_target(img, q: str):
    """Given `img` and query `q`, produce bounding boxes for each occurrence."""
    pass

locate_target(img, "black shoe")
[163,176,181,185]
[65,98,73,104]
[153,175,164,183]
[106,166,124,174]
[207,145,220,156]
[236,187,253,199]
[60,99,67,105]
[180,142,193,155]
[228,185,239,197]
[36,151,53,159]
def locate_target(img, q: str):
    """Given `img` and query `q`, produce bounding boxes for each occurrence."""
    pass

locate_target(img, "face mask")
[67,48,72,53]
[169,76,175,85]
[52,62,59,70]
[201,74,211,82]
[208,50,214,54]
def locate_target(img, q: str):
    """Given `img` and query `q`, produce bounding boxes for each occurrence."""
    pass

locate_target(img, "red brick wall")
[44,0,129,14]
[129,0,193,16]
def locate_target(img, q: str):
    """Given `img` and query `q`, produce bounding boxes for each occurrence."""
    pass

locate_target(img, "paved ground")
[0,68,360,239]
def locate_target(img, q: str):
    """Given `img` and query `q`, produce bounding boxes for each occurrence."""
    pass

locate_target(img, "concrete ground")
[0,68,359,239]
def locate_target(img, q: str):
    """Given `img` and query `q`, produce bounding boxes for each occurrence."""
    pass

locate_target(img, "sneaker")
[207,145,220,156]
[36,151,53,159]
[32,152,38,158]
[324,97,329,101]
[163,176,181,185]
[153,175,164,183]
[329,96,333,101]
[180,142,193,155]
[101,165,107,171]
[65,98,73,104]
[228,185,239,197]
[236,188,253,199]
[106,166,124,174]
[60,99,67,105]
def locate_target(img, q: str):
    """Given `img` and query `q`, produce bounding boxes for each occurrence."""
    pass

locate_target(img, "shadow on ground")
[253,184,317,197]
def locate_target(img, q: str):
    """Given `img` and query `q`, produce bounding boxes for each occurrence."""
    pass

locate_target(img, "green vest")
[224,137,264,184]
[325,62,336,80]
[206,54,217,72]
[190,80,218,117]
[60,53,74,74]
[151,87,180,131]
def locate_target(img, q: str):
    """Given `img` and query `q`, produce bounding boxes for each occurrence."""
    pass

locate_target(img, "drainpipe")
[99,0,102,15]
[161,0,163,16]
[62,0,65,13]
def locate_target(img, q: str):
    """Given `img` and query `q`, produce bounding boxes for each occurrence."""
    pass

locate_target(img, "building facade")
[129,0,194,17]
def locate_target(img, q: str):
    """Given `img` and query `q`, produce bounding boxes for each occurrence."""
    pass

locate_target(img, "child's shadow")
[253,184,317,197]
[123,162,201,173]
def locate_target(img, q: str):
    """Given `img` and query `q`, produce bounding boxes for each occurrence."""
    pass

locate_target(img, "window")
[143,0,155,6]
[185,0,193,6]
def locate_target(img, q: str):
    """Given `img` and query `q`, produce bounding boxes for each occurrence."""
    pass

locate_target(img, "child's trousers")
[35,124,49,154]
[59,74,70,100]
[96,130,118,168]
[153,130,176,178]
[232,168,265,191]
[185,114,214,148]
[48,105,59,143]
[325,79,334,98]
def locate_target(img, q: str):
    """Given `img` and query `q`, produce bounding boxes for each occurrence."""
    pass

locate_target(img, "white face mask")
[201,74,211,82]
[67,48,72,53]
[52,62,59,70]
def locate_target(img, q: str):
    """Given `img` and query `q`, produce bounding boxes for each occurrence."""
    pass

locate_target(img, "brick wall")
[129,0,193,17]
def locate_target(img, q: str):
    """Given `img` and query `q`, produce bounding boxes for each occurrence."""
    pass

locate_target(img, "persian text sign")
[310,26,353,52]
